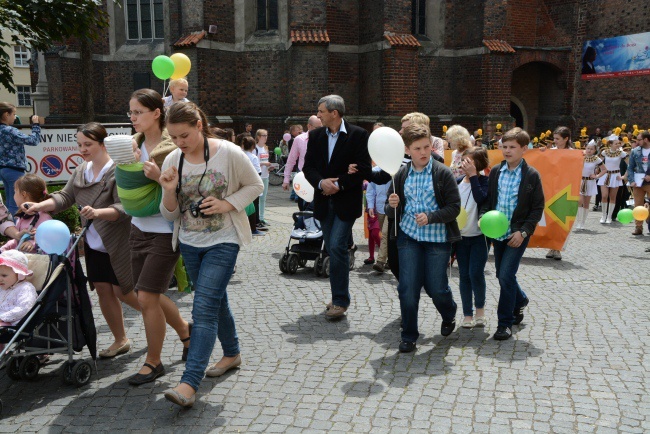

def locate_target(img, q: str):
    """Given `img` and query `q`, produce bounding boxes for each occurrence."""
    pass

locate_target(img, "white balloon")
[292,172,314,202]
[368,127,404,176]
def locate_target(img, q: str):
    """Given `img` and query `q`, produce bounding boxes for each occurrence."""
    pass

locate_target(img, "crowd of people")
[0,87,648,408]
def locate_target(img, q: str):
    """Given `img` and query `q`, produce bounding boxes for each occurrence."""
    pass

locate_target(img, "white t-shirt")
[245,151,261,174]
[458,180,482,237]
[130,143,173,234]
[83,159,114,252]
[255,145,270,178]
[177,144,239,248]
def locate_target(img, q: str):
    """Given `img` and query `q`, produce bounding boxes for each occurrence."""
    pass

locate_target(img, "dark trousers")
[492,238,529,327]
[248,197,260,231]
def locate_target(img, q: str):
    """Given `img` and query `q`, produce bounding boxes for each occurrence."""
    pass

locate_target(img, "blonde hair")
[255,129,268,143]
[401,112,430,127]
[445,125,472,152]
[169,78,188,89]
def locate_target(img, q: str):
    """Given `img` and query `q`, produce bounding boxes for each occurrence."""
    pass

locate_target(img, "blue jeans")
[455,235,488,317]
[320,200,355,308]
[397,232,457,343]
[259,177,269,221]
[0,168,24,216]
[179,242,240,391]
[492,238,529,327]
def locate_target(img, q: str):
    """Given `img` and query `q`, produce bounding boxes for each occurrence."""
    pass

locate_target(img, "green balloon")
[274,147,282,156]
[152,55,175,80]
[617,208,634,224]
[480,210,510,239]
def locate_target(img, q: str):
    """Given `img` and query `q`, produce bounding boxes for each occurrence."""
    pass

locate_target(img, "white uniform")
[581,157,603,196]
[597,150,627,188]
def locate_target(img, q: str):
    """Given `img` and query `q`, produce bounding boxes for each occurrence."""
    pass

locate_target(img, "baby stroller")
[279,210,355,277]
[0,222,96,390]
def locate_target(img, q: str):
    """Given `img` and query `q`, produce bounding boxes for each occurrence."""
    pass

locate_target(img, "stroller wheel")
[7,357,22,381]
[314,258,323,276]
[287,254,299,274]
[71,361,92,387]
[279,254,289,273]
[19,355,40,381]
[321,257,330,278]
[61,361,75,385]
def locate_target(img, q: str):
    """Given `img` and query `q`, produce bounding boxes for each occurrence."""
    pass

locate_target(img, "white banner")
[19,127,132,183]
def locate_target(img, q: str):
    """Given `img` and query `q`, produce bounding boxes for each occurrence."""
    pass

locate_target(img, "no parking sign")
[40,155,64,178]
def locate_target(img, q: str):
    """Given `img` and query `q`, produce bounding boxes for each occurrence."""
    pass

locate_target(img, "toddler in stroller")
[279,202,355,276]
[0,225,96,389]
[0,251,37,339]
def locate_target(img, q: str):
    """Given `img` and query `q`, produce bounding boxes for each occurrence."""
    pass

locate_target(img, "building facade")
[0,32,35,123]
[44,0,650,140]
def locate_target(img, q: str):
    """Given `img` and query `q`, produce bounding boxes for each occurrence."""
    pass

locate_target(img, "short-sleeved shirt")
[496,160,523,241]
[400,157,447,243]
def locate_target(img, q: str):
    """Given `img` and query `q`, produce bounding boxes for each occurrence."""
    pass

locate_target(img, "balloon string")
[392,175,397,238]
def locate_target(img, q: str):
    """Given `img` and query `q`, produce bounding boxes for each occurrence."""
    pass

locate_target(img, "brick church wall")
[574,0,650,132]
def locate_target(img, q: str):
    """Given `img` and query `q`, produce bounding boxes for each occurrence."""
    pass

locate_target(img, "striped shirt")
[400,157,447,243]
[496,160,523,241]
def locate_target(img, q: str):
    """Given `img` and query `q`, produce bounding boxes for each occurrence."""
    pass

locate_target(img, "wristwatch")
[520,231,528,238]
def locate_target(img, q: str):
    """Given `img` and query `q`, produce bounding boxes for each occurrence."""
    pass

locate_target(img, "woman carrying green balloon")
[478,127,545,341]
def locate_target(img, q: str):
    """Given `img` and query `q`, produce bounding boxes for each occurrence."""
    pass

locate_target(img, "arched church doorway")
[511,62,565,135]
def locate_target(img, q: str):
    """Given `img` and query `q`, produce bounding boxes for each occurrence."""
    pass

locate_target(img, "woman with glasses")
[159,102,262,407]
[22,122,140,358]
[124,89,191,385]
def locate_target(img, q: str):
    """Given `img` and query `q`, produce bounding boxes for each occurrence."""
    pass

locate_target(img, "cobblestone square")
[0,185,648,433]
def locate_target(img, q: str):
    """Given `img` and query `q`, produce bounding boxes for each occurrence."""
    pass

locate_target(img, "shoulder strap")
[175,135,209,195]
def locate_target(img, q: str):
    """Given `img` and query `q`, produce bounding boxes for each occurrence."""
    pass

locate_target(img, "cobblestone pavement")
[0,185,648,433]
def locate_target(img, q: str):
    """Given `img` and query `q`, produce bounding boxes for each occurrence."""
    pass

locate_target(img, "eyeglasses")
[127,110,152,117]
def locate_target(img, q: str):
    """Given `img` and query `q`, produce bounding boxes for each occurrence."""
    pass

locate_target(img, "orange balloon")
[632,206,649,221]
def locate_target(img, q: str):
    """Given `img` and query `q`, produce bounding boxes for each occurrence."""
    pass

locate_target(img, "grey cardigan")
[51,163,134,294]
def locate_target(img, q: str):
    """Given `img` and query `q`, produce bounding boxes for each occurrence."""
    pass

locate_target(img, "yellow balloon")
[632,206,649,221]
[170,53,191,80]
[457,207,468,230]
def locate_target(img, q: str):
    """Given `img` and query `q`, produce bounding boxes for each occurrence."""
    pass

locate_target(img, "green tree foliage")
[0,0,111,92]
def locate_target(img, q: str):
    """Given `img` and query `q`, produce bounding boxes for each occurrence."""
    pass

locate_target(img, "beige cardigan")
[51,163,134,294]
[160,140,263,250]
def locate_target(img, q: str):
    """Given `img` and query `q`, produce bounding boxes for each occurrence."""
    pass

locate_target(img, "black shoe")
[493,326,512,340]
[128,362,165,385]
[513,297,529,325]
[363,258,375,265]
[256,224,269,231]
[440,319,456,337]
[399,341,417,353]
[181,323,192,362]
[169,275,178,289]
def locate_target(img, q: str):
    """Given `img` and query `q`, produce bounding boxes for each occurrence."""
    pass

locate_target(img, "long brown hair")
[166,102,215,138]
[15,174,49,203]
[130,89,165,130]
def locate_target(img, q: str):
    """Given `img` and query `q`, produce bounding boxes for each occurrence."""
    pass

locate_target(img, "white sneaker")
[605,218,612,224]
[600,216,606,223]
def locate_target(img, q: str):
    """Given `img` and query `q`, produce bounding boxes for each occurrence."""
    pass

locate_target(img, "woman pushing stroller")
[22,117,190,385]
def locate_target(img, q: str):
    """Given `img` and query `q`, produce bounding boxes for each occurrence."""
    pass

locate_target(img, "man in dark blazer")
[303,95,372,319]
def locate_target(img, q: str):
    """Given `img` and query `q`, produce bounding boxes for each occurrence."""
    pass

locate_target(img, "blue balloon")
[35,220,71,255]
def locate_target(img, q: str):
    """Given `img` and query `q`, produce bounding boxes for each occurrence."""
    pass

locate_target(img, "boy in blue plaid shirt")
[479,128,544,340]
[386,124,461,353]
